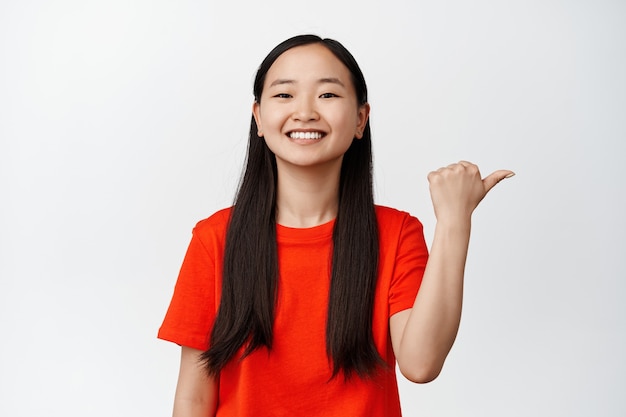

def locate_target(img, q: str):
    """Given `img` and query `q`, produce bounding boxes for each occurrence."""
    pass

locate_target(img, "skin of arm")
[389,161,514,383]
[172,346,219,417]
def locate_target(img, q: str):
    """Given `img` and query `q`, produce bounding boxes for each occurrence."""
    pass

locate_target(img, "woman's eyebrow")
[269,79,295,87]
[268,78,345,88]
[319,77,345,87]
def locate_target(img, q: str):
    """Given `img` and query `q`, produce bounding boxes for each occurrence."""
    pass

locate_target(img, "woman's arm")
[172,346,218,417]
[390,161,513,383]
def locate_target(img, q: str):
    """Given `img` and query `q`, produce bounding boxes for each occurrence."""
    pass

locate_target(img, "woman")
[158,34,513,416]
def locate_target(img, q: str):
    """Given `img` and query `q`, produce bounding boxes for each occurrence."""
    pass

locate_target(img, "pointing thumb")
[483,170,515,193]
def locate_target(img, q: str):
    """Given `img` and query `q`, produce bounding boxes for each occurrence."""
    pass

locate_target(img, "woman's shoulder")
[375,206,427,256]
[375,205,418,222]
[375,205,424,231]
[192,207,233,236]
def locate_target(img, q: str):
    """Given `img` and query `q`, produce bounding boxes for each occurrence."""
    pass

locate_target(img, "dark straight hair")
[201,34,383,379]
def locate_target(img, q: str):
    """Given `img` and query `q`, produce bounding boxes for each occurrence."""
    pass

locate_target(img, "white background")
[1,0,624,415]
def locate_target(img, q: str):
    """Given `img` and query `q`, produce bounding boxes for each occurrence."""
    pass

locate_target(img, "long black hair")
[201,34,382,379]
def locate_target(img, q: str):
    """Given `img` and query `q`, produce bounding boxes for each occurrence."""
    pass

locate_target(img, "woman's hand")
[427,161,514,222]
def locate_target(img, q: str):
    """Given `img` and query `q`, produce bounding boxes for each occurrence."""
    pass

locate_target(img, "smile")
[288,131,325,140]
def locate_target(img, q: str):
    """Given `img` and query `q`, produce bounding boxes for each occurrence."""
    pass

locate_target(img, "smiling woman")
[157,34,513,417]
[253,43,369,177]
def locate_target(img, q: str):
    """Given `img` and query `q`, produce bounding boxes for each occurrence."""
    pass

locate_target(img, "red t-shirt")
[158,205,428,416]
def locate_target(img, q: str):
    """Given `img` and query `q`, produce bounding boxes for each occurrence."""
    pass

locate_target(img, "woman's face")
[253,43,369,172]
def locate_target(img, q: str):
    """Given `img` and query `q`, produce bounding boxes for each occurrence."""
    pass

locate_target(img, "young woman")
[158,34,513,416]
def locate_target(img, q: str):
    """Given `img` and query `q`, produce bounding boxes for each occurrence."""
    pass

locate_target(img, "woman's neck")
[274,162,341,228]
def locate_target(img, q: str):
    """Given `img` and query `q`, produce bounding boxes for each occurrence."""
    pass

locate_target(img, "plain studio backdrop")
[1,0,624,415]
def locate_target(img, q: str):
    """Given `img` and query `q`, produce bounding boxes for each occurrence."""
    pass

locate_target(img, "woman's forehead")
[264,44,351,87]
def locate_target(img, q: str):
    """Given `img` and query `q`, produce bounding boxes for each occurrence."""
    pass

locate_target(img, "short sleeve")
[157,228,219,351]
[388,215,429,317]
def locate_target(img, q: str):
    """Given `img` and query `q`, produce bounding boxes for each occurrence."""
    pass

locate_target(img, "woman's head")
[253,40,370,170]
[246,35,372,177]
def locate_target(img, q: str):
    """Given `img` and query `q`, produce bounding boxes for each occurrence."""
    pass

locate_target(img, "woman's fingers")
[482,170,515,193]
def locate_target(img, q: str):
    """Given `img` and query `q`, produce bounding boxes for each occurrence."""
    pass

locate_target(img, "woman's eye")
[320,93,338,99]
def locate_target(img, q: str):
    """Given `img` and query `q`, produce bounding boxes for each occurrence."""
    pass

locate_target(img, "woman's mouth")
[288,131,325,140]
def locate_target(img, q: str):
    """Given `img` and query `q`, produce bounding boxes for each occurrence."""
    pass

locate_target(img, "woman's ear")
[355,103,370,139]
[252,102,263,137]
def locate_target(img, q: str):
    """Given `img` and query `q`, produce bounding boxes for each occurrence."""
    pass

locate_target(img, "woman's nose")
[292,96,319,121]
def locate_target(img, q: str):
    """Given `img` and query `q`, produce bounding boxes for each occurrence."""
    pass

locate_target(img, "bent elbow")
[398,363,443,384]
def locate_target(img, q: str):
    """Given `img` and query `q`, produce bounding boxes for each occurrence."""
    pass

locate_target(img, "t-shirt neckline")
[276,218,335,242]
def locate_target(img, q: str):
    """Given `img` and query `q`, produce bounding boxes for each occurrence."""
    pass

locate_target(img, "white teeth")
[289,131,323,140]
